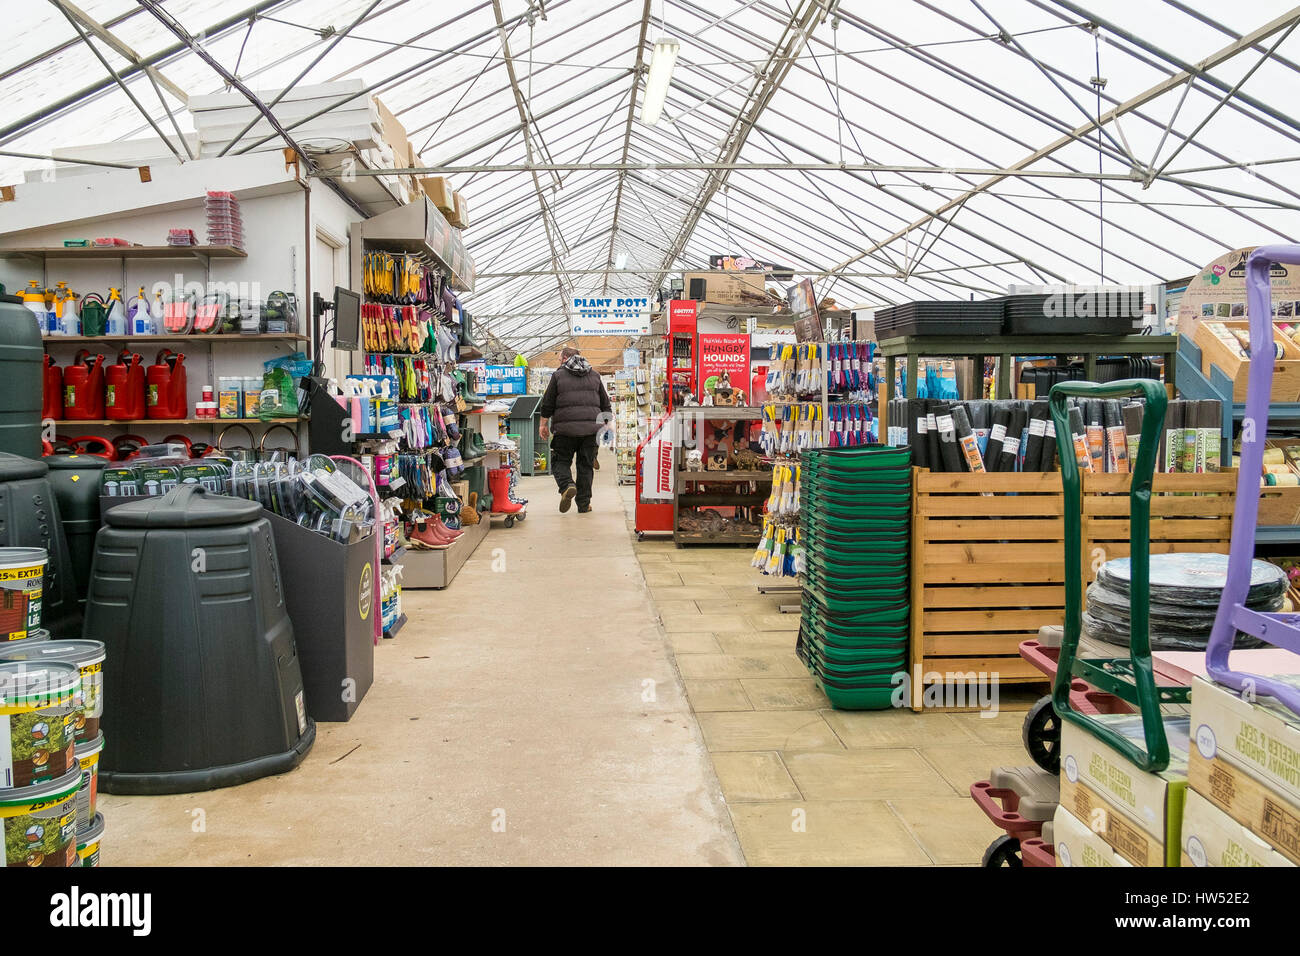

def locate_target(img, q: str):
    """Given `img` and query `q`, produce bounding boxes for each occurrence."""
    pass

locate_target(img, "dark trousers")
[551,433,598,506]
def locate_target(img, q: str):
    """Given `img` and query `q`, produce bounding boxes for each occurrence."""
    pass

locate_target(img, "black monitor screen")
[332,286,361,351]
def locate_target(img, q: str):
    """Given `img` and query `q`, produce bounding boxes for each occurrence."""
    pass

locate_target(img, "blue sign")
[480,365,527,395]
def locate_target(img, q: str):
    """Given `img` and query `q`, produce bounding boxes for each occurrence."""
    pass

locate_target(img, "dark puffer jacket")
[539,356,611,437]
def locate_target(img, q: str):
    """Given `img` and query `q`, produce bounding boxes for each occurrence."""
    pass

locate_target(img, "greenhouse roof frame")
[3,0,1299,351]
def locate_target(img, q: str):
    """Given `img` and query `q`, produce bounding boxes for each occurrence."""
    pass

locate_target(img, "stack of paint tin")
[0,546,105,866]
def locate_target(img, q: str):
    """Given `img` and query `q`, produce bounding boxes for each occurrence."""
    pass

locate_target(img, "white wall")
[0,152,364,444]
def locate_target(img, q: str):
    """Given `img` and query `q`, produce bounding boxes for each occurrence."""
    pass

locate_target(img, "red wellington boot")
[487,468,523,514]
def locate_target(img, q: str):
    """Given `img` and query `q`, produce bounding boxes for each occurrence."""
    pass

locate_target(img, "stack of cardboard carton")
[419,176,470,229]
[1053,713,1191,866]
[1184,674,1300,867]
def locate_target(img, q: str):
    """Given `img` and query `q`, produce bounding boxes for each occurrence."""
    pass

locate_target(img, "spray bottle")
[105,287,127,336]
[21,280,46,328]
[150,289,165,335]
[59,290,81,336]
[129,286,151,336]
[50,282,68,334]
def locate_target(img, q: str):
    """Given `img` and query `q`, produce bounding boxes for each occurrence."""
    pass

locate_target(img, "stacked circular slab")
[797,445,911,709]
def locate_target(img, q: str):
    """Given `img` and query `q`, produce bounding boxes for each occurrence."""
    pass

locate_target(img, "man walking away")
[538,347,611,513]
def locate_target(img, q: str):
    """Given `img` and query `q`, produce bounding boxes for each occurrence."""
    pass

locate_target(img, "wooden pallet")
[910,470,1062,711]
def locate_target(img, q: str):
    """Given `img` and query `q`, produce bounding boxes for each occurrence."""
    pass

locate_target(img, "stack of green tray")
[798,445,911,710]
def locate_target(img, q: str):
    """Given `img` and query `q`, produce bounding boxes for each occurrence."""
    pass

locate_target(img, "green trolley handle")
[1048,377,1188,773]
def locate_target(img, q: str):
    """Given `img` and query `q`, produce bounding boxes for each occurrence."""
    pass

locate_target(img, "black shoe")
[559,486,577,513]
[578,504,592,513]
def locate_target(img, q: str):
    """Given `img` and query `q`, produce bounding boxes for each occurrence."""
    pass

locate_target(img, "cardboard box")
[1191,674,1300,807]
[1052,805,1133,867]
[1181,789,1295,867]
[1188,749,1300,863]
[1060,714,1190,866]
[1188,674,1300,863]
[448,190,469,229]
[1193,319,1300,402]
[372,96,407,148]
[421,176,456,217]
[683,270,769,307]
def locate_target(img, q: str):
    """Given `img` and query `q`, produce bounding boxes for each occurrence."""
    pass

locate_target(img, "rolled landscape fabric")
[984,404,1012,472]
[925,401,941,470]
[1085,399,1106,473]
[935,403,964,473]
[1042,410,1058,471]
[1068,404,1093,472]
[1163,400,1182,472]
[1122,402,1143,467]
[1104,399,1128,474]
[950,404,985,473]
[998,406,1027,473]
[1022,401,1049,472]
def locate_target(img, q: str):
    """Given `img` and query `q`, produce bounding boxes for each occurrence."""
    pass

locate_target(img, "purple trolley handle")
[1206,244,1300,714]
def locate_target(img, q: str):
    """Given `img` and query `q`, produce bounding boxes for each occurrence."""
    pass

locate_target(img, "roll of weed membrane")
[0,547,46,641]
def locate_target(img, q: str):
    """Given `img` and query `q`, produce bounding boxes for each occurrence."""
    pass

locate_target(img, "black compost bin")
[45,453,107,612]
[0,452,80,638]
[87,484,315,794]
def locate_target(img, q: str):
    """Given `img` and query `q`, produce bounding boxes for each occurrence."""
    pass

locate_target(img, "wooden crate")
[910,469,1063,711]
[1081,471,1236,582]
[1260,485,1300,526]
[1193,320,1300,402]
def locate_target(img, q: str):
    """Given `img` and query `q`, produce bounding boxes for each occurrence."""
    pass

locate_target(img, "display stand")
[400,515,489,588]
[876,333,1178,437]
[672,406,769,546]
[262,510,374,722]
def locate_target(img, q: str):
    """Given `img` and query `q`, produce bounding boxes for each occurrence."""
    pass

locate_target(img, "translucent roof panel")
[3,0,1299,350]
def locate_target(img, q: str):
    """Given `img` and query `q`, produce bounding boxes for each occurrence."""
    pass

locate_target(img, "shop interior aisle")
[99,452,742,866]
[625,485,1042,866]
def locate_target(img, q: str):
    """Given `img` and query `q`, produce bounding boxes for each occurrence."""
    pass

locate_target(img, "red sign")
[667,298,698,333]
[698,333,751,398]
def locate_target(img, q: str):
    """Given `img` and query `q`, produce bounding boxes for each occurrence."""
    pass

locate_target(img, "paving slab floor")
[100,452,1045,866]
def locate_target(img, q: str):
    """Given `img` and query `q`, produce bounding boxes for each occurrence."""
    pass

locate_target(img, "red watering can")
[105,348,146,421]
[63,350,106,420]
[146,349,187,420]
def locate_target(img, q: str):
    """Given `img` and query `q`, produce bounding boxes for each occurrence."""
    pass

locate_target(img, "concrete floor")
[100,452,1042,866]
[100,452,743,866]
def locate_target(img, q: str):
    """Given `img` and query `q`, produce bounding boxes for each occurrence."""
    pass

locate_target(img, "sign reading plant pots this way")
[569,296,652,335]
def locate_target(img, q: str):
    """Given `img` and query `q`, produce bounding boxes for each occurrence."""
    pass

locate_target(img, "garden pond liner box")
[87,485,314,794]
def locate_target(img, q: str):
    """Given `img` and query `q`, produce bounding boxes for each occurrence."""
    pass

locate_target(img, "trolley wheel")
[982,834,1023,868]
[637,531,645,541]
[515,511,526,521]
[504,515,515,528]
[1023,695,1061,774]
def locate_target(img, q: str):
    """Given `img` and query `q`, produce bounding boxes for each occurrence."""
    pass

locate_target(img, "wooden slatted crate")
[909,469,1064,711]
[1081,471,1236,582]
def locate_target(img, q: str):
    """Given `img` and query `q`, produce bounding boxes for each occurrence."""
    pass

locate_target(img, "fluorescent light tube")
[640,37,680,126]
